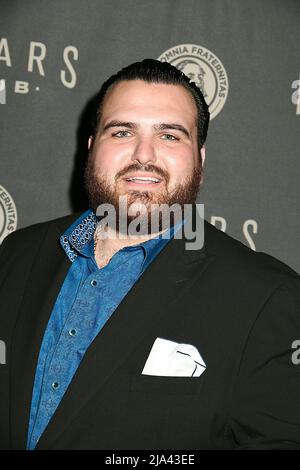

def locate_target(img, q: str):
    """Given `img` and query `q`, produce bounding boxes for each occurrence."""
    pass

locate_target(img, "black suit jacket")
[0,208,299,450]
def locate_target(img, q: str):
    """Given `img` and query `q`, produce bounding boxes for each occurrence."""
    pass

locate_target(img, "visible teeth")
[126,177,160,183]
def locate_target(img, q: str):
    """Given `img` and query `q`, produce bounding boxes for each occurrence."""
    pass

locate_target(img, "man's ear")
[88,136,93,150]
[200,146,206,167]
[199,146,206,185]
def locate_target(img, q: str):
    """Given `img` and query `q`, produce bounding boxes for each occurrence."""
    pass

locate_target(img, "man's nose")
[131,137,157,165]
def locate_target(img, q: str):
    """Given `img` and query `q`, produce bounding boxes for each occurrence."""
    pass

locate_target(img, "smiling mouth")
[123,176,164,187]
[125,176,161,184]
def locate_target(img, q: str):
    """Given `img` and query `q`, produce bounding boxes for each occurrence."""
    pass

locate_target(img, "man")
[0,59,299,450]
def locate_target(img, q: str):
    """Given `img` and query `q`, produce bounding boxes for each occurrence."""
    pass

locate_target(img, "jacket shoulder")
[204,220,299,282]
[0,211,85,256]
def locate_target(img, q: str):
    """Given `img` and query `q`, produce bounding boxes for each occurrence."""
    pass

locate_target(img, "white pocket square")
[142,337,207,377]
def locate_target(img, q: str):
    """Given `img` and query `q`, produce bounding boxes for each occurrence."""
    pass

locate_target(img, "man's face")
[85,79,205,230]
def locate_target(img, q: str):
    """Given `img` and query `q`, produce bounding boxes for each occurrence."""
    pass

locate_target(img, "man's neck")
[94,226,167,269]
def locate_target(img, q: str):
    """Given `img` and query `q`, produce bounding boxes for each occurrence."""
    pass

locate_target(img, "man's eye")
[161,134,178,141]
[112,130,131,137]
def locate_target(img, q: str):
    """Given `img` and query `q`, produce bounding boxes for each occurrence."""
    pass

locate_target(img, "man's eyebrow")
[153,123,191,138]
[102,120,191,138]
[102,121,138,132]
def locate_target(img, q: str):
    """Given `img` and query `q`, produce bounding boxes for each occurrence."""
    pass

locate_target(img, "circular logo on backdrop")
[0,185,17,244]
[158,44,228,119]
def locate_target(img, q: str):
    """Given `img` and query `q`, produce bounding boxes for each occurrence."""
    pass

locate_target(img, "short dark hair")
[91,58,210,151]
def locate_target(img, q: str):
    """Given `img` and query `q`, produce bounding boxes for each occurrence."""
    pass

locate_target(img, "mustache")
[115,163,170,183]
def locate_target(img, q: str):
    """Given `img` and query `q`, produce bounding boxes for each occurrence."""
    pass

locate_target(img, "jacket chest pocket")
[129,374,204,395]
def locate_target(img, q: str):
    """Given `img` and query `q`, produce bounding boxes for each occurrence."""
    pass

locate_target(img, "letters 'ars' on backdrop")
[0,0,299,273]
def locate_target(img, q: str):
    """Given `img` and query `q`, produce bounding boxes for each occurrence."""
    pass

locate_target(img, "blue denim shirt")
[27,209,182,449]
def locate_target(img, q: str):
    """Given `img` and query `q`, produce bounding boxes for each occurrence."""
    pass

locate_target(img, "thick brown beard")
[84,156,202,235]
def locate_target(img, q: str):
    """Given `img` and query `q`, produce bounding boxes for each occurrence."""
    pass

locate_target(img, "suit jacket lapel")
[36,206,216,449]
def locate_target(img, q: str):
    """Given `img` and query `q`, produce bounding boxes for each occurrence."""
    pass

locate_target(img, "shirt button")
[52,381,60,390]
[91,279,98,286]
[68,328,77,336]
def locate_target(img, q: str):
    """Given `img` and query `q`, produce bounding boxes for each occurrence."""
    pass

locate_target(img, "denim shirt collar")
[60,208,183,270]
